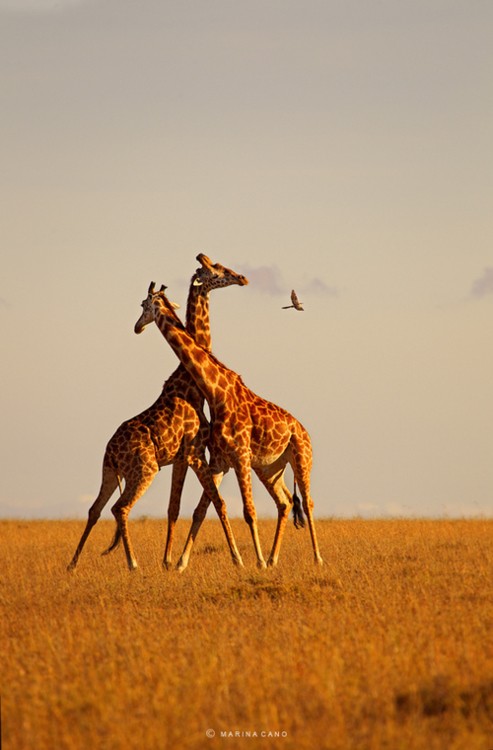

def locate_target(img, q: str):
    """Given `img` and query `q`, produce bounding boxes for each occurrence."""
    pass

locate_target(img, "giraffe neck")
[155,307,229,408]
[185,283,211,351]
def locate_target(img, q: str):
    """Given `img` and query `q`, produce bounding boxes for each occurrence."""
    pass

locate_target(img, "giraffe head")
[134,282,180,334]
[193,253,248,292]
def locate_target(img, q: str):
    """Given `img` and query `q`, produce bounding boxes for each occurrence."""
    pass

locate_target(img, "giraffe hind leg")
[67,462,120,571]
[101,472,125,555]
[293,473,324,566]
[289,430,323,565]
[110,469,157,571]
[234,463,266,569]
[254,464,292,567]
[101,475,127,556]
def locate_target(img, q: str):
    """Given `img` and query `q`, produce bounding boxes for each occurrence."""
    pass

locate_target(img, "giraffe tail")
[292,482,306,529]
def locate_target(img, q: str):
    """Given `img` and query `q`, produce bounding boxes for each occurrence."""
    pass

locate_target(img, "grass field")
[0,517,492,749]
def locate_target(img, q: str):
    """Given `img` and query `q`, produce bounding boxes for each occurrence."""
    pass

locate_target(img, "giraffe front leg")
[176,490,210,573]
[163,459,188,570]
[189,462,244,570]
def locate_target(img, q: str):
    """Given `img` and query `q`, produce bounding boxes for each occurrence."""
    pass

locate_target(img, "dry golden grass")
[0,518,492,749]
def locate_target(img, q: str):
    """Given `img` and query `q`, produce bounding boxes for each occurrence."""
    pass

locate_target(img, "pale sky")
[1,0,492,521]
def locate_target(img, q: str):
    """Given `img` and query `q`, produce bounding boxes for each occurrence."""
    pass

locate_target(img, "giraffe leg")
[176,470,225,571]
[234,463,267,569]
[67,462,119,571]
[177,465,243,572]
[163,459,188,570]
[110,468,157,571]
[293,471,324,566]
[288,429,324,565]
[254,462,292,567]
[176,489,210,572]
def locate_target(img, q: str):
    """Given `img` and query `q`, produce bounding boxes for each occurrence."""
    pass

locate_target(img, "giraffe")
[68,255,248,572]
[135,284,324,571]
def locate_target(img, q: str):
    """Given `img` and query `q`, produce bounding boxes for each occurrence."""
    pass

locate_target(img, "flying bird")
[282,289,304,311]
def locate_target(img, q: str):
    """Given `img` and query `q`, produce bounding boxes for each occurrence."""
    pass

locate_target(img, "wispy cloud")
[238,263,339,299]
[237,264,285,296]
[303,277,339,298]
[470,267,493,300]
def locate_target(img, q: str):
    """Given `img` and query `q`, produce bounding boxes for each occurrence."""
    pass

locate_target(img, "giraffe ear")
[171,301,180,309]
[192,277,203,287]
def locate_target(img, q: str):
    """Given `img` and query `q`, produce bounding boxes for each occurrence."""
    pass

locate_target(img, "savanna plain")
[1,518,492,750]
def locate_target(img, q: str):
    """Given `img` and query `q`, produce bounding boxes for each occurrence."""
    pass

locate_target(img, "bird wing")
[290,289,304,310]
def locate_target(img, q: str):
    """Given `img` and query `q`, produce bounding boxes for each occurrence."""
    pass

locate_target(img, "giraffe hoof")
[176,558,188,573]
